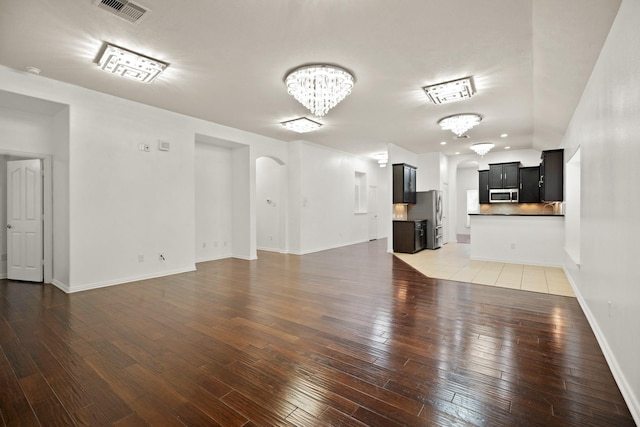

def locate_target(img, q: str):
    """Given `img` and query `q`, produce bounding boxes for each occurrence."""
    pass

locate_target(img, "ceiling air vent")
[96,0,149,24]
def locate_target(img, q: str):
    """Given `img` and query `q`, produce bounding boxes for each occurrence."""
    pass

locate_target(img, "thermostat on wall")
[158,140,170,151]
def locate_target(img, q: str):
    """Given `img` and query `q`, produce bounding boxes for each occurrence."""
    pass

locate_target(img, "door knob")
[6,224,12,229]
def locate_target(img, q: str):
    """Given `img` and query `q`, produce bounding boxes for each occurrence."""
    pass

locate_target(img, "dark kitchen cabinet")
[519,166,541,203]
[393,163,417,204]
[393,220,426,253]
[488,162,520,189]
[540,149,564,201]
[478,170,489,204]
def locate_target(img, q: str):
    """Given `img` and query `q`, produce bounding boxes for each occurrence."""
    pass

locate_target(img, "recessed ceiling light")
[281,117,322,133]
[505,146,511,150]
[440,141,447,145]
[455,152,460,155]
[422,76,475,105]
[500,133,508,138]
[97,43,168,83]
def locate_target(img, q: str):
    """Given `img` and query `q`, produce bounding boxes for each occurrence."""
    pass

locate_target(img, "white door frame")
[2,151,52,283]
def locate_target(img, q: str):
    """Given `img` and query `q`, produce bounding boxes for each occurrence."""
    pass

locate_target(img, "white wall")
[561,0,639,420]
[294,141,378,254]
[52,107,70,286]
[564,148,580,264]
[0,65,287,292]
[0,157,6,277]
[470,216,565,266]
[374,164,390,241]
[231,146,253,260]
[194,143,233,262]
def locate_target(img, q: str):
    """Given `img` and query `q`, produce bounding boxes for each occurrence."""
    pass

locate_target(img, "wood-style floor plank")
[0,239,636,426]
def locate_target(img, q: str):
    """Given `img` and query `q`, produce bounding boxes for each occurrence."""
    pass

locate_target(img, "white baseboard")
[50,279,70,293]
[289,239,370,256]
[563,266,640,425]
[196,254,231,263]
[63,265,196,293]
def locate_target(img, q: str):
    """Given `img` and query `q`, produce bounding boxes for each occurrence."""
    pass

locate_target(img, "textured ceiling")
[0,0,621,159]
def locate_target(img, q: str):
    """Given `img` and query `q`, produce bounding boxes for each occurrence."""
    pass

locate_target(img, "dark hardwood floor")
[0,239,635,426]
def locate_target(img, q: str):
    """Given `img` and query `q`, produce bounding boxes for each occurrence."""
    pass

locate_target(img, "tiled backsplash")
[475,202,564,215]
[393,204,408,220]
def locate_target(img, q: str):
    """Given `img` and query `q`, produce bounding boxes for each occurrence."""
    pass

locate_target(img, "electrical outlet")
[510,243,516,249]
[137,254,144,263]
[608,301,612,318]
[202,242,207,248]
[214,241,218,247]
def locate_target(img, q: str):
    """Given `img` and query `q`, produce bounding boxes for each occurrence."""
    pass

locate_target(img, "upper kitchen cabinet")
[519,166,541,203]
[478,170,489,204]
[540,149,564,201]
[488,162,520,189]
[393,163,417,204]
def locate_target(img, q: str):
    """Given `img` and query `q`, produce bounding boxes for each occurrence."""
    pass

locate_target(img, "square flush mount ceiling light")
[281,117,322,133]
[422,76,475,104]
[97,43,168,83]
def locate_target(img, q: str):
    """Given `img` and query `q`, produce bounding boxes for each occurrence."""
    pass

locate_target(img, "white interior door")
[368,186,377,240]
[7,159,43,282]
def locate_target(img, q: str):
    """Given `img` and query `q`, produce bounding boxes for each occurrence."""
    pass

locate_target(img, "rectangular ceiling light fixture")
[97,43,168,83]
[422,76,475,104]
[281,117,322,133]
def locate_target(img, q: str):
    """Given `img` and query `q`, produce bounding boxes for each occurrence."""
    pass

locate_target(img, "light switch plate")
[158,140,170,151]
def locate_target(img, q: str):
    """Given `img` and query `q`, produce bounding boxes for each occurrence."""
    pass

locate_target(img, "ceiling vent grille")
[96,0,148,24]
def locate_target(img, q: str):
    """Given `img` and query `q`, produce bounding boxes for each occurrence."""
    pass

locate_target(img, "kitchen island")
[469,213,565,267]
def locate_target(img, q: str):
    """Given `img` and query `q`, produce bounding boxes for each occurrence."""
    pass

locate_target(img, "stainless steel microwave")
[489,188,519,203]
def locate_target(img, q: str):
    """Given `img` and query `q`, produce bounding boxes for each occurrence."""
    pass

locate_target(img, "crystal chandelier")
[438,113,482,137]
[470,143,495,157]
[285,64,355,117]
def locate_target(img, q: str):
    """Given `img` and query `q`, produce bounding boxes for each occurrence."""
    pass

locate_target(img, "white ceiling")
[0,0,621,159]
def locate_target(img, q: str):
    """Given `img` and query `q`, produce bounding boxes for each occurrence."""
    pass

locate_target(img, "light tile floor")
[394,243,575,297]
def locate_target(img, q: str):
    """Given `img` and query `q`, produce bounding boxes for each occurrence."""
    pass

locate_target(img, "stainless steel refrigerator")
[408,190,443,249]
